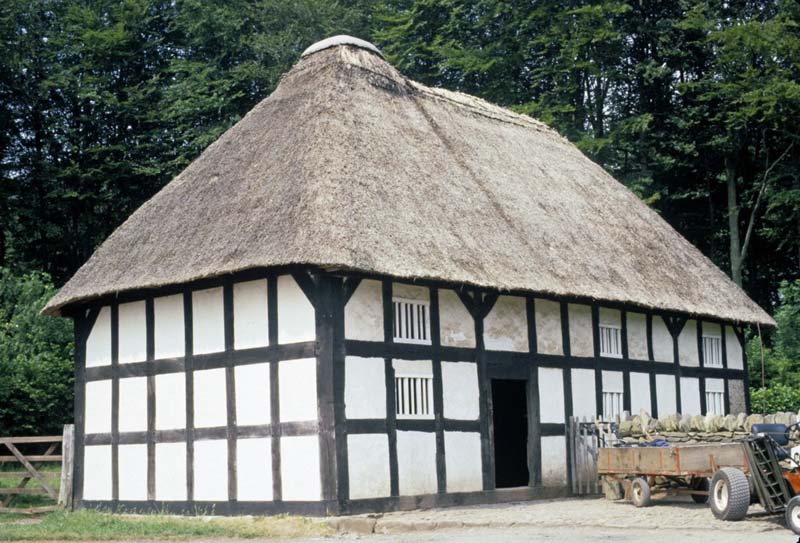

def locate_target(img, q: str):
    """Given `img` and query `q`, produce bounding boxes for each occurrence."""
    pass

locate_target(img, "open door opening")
[491,379,529,488]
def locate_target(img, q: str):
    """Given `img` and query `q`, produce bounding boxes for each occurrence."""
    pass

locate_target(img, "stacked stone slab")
[615,411,800,445]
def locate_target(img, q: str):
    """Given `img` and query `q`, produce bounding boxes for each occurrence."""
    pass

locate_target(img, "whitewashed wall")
[277,275,315,343]
[237,437,272,501]
[233,279,268,349]
[439,289,475,348]
[726,327,744,369]
[118,301,146,364]
[344,279,383,342]
[652,316,674,363]
[540,436,566,486]
[538,367,564,423]
[656,374,677,415]
[571,368,595,418]
[444,431,482,492]
[194,368,227,428]
[279,358,317,422]
[629,372,651,415]
[118,444,147,500]
[680,377,701,415]
[568,304,593,357]
[154,294,184,359]
[235,363,270,426]
[86,307,111,367]
[396,431,437,496]
[345,356,386,419]
[626,313,648,360]
[484,296,528,352]
[347,433,391,499]
[535,299,563,355]
[155,442,187,501]
[441,362,479,420]
[193,439,228,501]
[280,436,321,501]
[192,287,224,354]
[678,320,699,366]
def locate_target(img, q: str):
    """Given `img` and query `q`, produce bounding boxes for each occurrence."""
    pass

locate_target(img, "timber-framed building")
[44,36,774,515]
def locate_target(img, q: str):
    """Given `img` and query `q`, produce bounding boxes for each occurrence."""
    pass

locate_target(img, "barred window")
[702,335,722,367]
[393,298,430,344]
[599,325,622,358]
[395,374,433,419]
[706,391,725,415]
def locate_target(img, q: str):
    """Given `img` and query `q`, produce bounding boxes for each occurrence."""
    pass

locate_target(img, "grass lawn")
[0,463,62,509]
[0,509,331,540]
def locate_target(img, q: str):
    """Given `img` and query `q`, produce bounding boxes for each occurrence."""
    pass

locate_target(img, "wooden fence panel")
[0,425,74,514]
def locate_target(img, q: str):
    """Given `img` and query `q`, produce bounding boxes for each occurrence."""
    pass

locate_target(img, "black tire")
[691,477,710,504]
[630,477,652,507]
[785,495,800,535]
[709,468,750,521]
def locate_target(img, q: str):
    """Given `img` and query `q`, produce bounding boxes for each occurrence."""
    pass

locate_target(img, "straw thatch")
[43,37,773,325]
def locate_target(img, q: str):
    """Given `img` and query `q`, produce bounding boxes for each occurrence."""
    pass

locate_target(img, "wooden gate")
[0,425,74,514]
[568,417,612,495]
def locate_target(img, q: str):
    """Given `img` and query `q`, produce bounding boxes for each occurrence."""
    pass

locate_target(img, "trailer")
[598,442,750,507]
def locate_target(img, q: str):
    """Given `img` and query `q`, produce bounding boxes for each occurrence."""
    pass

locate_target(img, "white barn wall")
[234,363,270,426]
[483,295,528,352]
[347,434,391,499]
[441,362,479,420]
[280,435,321,501]
[279,358,318,422]
[540,436,566,486]
[154,294,184,359]
[84,380,111,435]
[396,431,437,496]
[680,377,701,415]
[538,367,564,423]
[629,372,651,415]
[155,372,186,430]
[118,444,147,500]
[571,368,595,419]
[626,312,648,360]
[192,287,225,355]
[656,374,677,415]
[444,432,482,492]
[82,445,112,500]
[535,299,563,355]
[85,306,111,367]
[568,304,593,357]
[726,327,744,369]
[118,377,147,432]
[236,438,272,501]
[233,279,268,349]
[193,368,227,428]
[193,439,229,501]
[439,289,475,348]
[344,357,386,419]
[155,442,187,501]
[118,301,146,363]
[678,320,699,366]
[344,279,383,342]
[277,275,315,343]
[652,316,673,363]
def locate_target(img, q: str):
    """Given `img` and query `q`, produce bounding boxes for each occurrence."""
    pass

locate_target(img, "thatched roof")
[43,36,773,325]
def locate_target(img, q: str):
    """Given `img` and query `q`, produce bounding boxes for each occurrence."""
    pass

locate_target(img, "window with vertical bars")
[599,325,622,358]
[393,298,431,344]
[602,391,623,419]
[706,391,725,415]
[702,335,722,367]
[395,374,433,419]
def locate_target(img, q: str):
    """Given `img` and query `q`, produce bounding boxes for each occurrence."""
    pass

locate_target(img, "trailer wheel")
[785,496,800,535]
[710,468,750,521]
[691,477,709,504]
[630,477,651,507]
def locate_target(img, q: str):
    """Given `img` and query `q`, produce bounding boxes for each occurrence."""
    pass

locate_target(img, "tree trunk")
[726,155,743,287]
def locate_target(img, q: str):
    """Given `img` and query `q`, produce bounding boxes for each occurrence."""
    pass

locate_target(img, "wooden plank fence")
[0,424,74,514]
[569,416,623,495]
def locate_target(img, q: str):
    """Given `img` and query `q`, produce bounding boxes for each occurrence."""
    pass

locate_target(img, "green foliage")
[0,269,73,435]
[750,384,800,414]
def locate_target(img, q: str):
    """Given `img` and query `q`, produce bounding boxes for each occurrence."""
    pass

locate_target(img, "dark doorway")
[492,379,530,488]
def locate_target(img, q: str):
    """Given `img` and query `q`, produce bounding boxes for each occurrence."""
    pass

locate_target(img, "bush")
[0,268,73,436]
[750,383,800,414]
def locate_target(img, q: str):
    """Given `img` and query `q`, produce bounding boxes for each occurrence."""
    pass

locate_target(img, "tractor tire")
[630,477,652,508]
[710,468,750,521]
[785,495,800,535]
[691,477,710,504]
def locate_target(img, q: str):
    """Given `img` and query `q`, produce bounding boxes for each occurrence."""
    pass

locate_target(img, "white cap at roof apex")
[301,35,384,59]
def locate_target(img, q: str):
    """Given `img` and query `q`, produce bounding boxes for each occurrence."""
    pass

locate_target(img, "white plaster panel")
[630,372,651,415]
[155,442,187,501]
[237,438,272,501]
[347,434,391,499]
[441,362,479,420]
[599,308,621,327]
[393,283,428,300]
[571,369,596,419]
[627,312,648,360]
[678,320,699,366]
[193,439,228,501]
[444,432,482,493]
[706,377,724,393]
[680,377,701,415]
[345,357,386,419]
[656,374,677,415]
[194,368,227,428]
[393,358,432,375]
[568,304,593,357]
[439,289,475,348]
[155,372,186,430]
[280,435,321,501]
[538,367,564,424]
[118,377,147,433]
[192,287,225,355]
[652,316,674,363]
[85,380,111,434]
[535,299,563,355]
[235,363,270,426]
[279,358,317,422]
[277,275,315,344]
[118,301,146,364]
[234,279,268,349]
[726,327,744,369]
[344,279,383,342]
[83,445,112,500]
[602,371,623,393]
[118,444,147,500]
[703,322,721,339]
[396,431,437,496]
[483,296,528,352]
[541,436,567,486]
[86,306,111,367]
[154,294,184,359]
